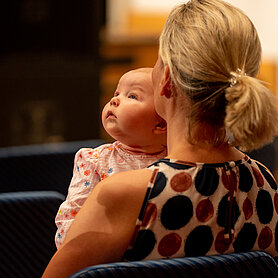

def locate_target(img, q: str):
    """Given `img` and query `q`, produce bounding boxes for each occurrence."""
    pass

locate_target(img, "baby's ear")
[153,119,167,135]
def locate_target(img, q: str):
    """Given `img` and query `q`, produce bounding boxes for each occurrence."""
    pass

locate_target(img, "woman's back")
[124,157,278,260]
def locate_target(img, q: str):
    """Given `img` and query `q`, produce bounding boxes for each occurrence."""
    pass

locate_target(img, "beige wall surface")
[107,0,278,60]
[106,0,278,95]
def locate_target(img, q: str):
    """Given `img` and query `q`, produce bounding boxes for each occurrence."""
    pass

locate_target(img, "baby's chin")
[104,129,166,151]
[103,130,118,142]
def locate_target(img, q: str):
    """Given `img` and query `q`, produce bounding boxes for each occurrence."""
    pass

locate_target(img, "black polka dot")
[256,190,273,224]
[150,172,167,199]
[238,164,253,192]
[195,167,219,196]
[217,194,240,227]
[257,163,277,190]
[233,223,257,252]
[161,195,193,230]
[147,159,162,167]
[184,225,213,256]
[275,222,278,252]
[124,230,156,261]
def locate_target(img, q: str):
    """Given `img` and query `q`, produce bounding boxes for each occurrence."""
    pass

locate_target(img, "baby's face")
[102,68,162,146]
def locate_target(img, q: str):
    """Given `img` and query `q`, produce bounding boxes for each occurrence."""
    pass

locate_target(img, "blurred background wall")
[1,0,277,147]
[103,0,278,140]
[0,1,106,147]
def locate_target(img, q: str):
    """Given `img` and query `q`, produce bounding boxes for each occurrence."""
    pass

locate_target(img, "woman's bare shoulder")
[95,168,154,201]
[108,168,154,184]
[42,169,156,277]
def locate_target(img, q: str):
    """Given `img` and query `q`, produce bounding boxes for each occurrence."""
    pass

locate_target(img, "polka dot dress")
[123,157,278,261]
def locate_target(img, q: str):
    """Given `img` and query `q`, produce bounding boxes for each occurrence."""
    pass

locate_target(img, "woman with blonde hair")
[43,1,278,277]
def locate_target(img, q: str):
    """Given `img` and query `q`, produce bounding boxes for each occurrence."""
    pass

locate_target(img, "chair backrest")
[247,139,277,174]
[0,139,104,195]
[0,191,65,278]
[68,251,278,278]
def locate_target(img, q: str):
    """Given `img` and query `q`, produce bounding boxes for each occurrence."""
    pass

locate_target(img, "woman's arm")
[42,169,152,278]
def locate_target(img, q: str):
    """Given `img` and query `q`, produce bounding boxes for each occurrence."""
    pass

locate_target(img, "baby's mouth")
[107,111,116,119]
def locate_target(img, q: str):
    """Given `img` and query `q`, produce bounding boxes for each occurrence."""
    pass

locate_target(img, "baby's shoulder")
[75,143,116,163]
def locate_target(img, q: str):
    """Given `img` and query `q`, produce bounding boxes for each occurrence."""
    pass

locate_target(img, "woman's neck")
[166,124,244,163]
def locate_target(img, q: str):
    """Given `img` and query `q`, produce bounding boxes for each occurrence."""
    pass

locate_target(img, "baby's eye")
[114,91,120,97]
[128,94,137,100]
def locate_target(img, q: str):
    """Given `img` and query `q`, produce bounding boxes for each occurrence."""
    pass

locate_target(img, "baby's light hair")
[159,0,278,151]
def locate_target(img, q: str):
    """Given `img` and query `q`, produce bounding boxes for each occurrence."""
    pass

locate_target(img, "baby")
[55,68,167,248]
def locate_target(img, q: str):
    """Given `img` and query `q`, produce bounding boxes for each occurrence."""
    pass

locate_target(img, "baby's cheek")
[101,105,109,123]
[131,113,156,132]
[124,105,157,130]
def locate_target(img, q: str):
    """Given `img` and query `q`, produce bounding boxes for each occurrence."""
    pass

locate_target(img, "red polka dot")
[258,226,272,249]
[243,197,253,220]
[221,169,237,191]
[215,230,233,253]
[274,193,278,214]
[170,172,192,192]
[196,199,214,222]
[141,203,157,227]
[252,166,264,187]
[158,233,182,257]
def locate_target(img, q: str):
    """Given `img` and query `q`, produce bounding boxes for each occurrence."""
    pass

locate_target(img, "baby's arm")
[55,148,100,249]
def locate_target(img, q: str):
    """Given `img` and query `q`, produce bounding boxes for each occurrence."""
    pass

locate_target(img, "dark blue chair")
[0,139,104,195]
[68,251,278,278]
[0,191,65,278]
[247,139,277,175]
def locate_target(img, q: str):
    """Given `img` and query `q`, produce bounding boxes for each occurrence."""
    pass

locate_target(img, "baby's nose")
[110,97,120,106]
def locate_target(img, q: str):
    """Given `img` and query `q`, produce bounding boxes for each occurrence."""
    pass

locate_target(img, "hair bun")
[225,76,278,151]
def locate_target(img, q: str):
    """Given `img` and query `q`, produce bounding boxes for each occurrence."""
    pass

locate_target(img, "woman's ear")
[153,118,167,135]
[161,65,172,98]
